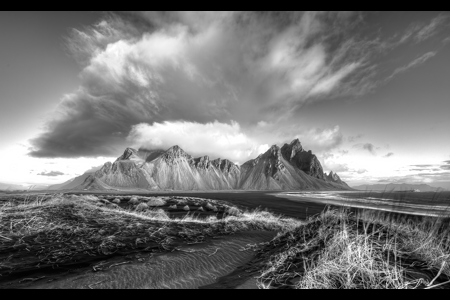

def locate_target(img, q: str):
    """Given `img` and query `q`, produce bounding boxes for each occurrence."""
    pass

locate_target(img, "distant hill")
[52,139,351,191]
[47,167,101,190]
[0,182,26,191]
[352,183,447,192]
[0,183,49,191]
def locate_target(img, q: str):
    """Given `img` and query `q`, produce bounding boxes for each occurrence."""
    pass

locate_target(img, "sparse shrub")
[206,215,218,222]
[129,196,139,205]
[68,195,80,201]
[226,206,241,216]
[113,198,121,204]
[183,205,190,211]
[135,203,149,211]
[176,198,188,204]
[206,203,218,212]
[81,195,98,202]
[141,208,170,220]
[146,197,166,207]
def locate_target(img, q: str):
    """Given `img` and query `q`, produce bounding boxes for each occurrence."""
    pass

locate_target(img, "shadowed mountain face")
[280,139,324,179]
[72,139,350,191]
[239,140,349,190]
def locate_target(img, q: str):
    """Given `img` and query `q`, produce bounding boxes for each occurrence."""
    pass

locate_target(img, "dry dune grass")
[255,209,450,289]
[145,198,166,207]
[206,203,218,212]
[3,194,448,289]
[135,202,149,211]
[0,194,301,281]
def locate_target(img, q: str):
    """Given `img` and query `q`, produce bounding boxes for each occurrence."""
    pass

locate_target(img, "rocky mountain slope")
[238,140,347,190]
[66,138,350,191]
[48,166,102,190]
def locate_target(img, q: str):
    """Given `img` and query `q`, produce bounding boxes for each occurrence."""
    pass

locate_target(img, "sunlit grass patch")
[256,209,450,289]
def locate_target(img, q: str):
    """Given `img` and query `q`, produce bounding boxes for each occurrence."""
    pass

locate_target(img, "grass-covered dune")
[245,209,450,289]
[1,193,450,289]
[0,194,300,287]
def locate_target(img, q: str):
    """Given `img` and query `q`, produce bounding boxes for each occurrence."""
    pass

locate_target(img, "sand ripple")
[29,231,275,289]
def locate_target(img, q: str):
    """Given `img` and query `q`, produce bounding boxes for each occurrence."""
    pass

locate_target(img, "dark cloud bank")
[28,12,449,161]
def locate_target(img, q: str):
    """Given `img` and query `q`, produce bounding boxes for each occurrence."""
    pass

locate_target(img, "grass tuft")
[255,208,450,289]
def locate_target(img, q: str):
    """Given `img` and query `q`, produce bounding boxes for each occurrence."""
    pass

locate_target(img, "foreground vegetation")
[0,194,300,285]
[252,209,450,289]
[1,193,450,289]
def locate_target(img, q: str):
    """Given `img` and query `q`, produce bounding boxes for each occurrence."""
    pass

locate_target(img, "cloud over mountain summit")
[27,12,449,164]
[27,12,372,159]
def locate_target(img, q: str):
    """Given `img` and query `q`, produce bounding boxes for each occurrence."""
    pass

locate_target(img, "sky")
[0,11,449,189]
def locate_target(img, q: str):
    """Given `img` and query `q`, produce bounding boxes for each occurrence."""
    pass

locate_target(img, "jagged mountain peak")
[333,172,341,181]
[165,145,188,156]
[270,144,280,150]
[266,144,281,156]
[116,147,139,161]
[280,140,324,179]
[192,155,211,169]
[211,158,222,165]
[281,138,304,160]
[211,157,233,164]
[325,171,343,183]
[290,138,302,147]
[161,145,192,162]
[167,145,181,151]
[211,158,240,173]
[134,148,166,162]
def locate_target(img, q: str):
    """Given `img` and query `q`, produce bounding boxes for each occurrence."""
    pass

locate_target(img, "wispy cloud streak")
[385,51,437,82]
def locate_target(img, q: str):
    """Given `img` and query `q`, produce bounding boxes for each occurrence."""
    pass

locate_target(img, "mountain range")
[49,139,351,191]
